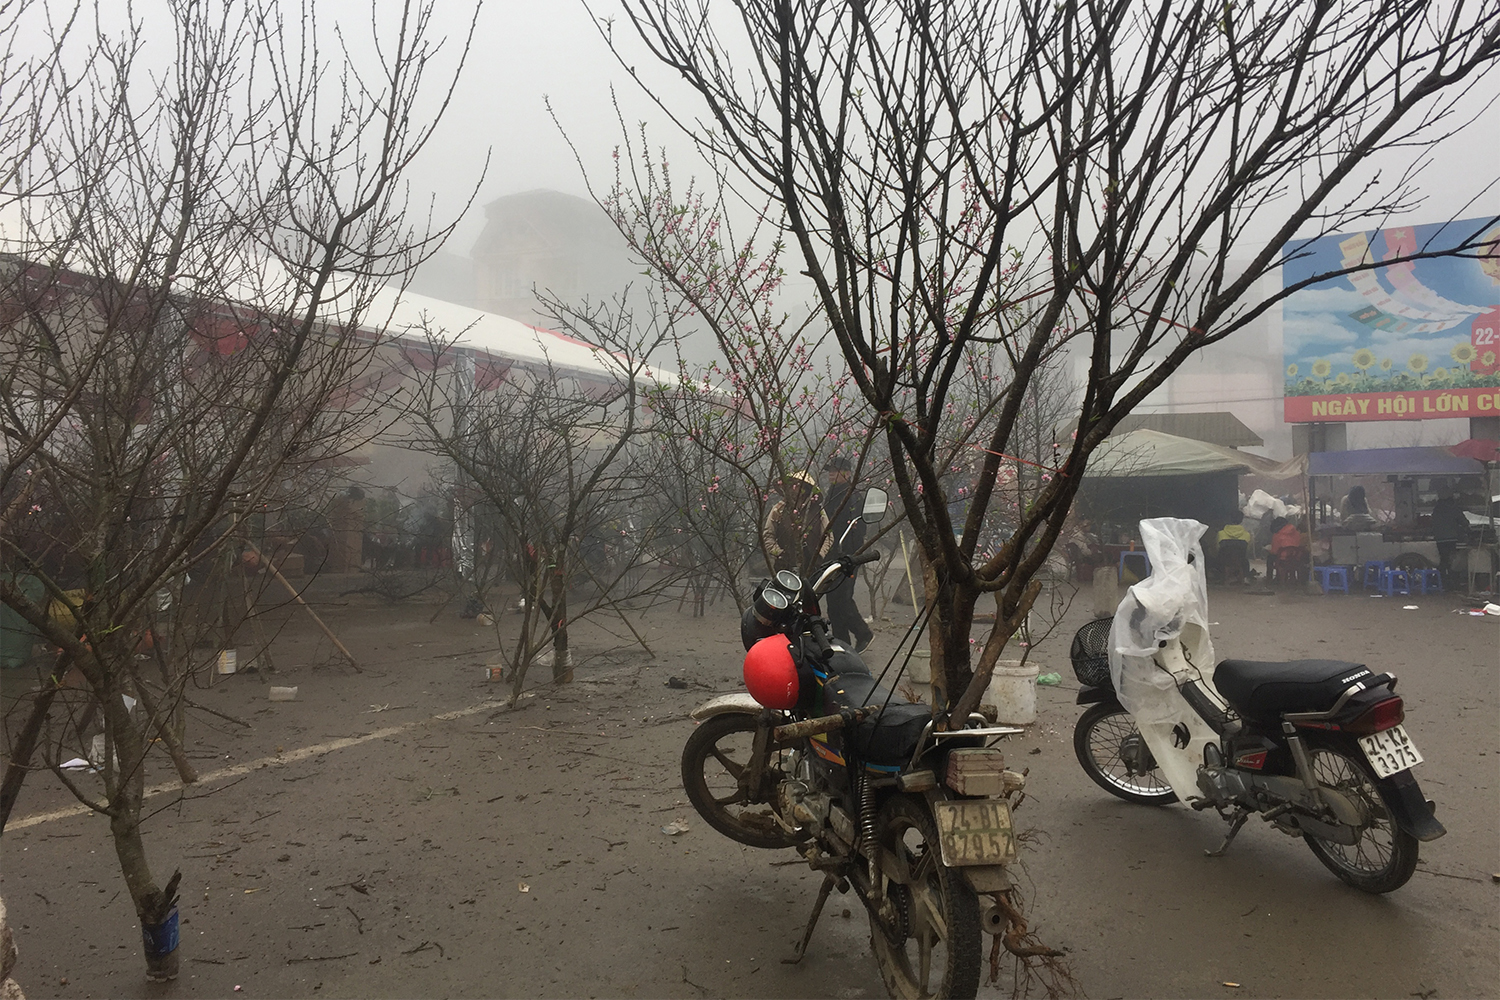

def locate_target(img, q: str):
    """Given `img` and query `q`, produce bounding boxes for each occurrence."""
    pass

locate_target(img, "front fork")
[742,710,778,804]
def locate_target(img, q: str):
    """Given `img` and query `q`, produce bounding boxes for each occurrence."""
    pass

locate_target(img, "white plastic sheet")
[1108,518,1224,800]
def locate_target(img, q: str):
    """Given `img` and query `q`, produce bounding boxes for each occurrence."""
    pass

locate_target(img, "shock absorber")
[859,767,880,900]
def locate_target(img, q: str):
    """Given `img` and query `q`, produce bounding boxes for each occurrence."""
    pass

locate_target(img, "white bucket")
[1092,569,1119,618]
[216,649,237,675]
[905,649,931,684]
[982,660,1038,725]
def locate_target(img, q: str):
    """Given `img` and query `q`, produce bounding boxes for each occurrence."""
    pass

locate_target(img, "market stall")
[1307,443,1494,589]
[1079,429,1305,528]
[1075,430,1306,580]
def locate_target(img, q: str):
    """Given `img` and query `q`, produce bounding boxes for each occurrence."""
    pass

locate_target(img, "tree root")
[987,887,1080,999]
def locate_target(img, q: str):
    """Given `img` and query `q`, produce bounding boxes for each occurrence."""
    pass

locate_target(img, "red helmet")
[743,636,798,709]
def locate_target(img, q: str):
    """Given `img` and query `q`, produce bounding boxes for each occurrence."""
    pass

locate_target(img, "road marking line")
[7,698,509,832]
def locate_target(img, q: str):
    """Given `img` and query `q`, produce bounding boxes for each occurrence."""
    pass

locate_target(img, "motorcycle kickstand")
[782,873,838,965]
[1206,808,1251,857]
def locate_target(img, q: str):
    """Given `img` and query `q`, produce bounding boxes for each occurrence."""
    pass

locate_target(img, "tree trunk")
[0,661,62,830]
[550,571,571,684]
[923,560,977,721]
[101,686,181,980]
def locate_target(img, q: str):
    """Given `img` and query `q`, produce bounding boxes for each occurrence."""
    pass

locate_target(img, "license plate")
[1358,725,1424,778]
[932,799,1016,867]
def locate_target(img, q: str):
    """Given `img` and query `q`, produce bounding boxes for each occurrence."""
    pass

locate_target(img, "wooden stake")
[899,530,920,613]
[243,541,359,672]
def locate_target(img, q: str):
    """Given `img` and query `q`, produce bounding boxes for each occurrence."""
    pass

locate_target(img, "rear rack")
[908,718,1026,770]
[1282,672,1398,723]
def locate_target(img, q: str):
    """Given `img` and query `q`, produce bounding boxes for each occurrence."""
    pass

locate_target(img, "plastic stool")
[1119,550,1150,582]
[1378,567,1410,597]
[1362,560,1389,590]
[1311,565,1350,594]
[1414,568,1442,594]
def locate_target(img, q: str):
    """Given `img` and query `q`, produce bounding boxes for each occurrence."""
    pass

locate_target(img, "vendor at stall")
[1214,516,1253,582]
[1268,517,1308,583]
[1431,485,1469,585]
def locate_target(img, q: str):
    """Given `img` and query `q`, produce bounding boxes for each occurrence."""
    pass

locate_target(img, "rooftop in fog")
[1110,411,1264,448]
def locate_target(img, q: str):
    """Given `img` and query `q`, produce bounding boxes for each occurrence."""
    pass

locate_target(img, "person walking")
[822,457,874,652]
[762,470,831,574]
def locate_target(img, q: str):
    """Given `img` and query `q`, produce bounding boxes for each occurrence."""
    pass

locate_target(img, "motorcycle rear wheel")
[1302,745,1419,893]
[867,793,982,1000]
[1073,702,1178,805]
[680,712,803,849]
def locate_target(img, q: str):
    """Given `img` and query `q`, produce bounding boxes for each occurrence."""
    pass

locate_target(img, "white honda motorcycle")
[1069,518,1444,893]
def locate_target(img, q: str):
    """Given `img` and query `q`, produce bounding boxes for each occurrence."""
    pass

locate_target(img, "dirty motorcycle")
[1069,517,1444,893]
[682,488,1049,999]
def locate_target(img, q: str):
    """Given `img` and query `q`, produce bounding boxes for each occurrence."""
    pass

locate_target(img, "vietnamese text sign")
[1283,217,1500,423]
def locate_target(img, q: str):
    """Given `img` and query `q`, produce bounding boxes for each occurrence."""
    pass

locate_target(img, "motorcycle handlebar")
[806,618,836,658]
[849,550,881,566]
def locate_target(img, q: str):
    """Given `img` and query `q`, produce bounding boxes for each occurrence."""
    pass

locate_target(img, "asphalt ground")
[1,576,1495,998]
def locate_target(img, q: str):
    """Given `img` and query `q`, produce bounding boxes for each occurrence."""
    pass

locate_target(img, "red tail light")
[1344,696,1405,735]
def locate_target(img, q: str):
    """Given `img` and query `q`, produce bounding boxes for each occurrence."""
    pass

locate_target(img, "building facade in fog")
[470,189,636,324]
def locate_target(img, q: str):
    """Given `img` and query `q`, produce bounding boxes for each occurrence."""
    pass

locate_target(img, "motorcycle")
[681,488,1036,999]
[1069,518,1445,893]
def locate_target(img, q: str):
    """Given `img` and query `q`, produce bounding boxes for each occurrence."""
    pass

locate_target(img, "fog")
[18,0,1500,454]
[373,2,1500,456]
[382,4,1500,253]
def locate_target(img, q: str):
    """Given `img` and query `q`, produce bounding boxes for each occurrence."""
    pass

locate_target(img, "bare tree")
[0,0,475,978]
[407,296,680,703]
[602,0,1500,722]
[598,138,895,582]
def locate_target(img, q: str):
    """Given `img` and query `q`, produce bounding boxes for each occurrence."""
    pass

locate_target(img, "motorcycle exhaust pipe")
[978,898,1006,936]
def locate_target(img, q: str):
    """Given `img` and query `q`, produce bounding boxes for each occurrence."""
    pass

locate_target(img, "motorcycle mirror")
[861,488,888,523]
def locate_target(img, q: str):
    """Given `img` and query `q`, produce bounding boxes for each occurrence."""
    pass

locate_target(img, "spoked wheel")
[1073,702,1178,805]
[867,794,982,1000]
[1302,745,1418,893]
[680,713,802,849]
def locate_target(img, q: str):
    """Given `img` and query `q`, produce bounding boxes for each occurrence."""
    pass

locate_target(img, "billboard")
[1282,217,1500,423]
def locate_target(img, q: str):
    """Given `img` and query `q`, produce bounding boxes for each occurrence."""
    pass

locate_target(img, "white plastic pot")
[905,648,931,684]
[982,660,1038,725]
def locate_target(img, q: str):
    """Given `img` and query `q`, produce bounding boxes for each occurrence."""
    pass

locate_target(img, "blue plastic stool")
[1311,565,1350,594]
[1362,560,1389,590]
[1119,550,1150,582]
[1414,568,1442,594]
[1379,567,1411,597]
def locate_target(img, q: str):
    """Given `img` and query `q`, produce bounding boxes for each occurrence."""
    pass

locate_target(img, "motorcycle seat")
[821,671,933,766]
[1213,658,1373,724]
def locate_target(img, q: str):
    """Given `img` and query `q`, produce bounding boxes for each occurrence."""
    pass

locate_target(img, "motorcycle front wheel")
[867,793,982,1000]
[680,712,803,849]
[1302,745,1419,893]
[1073,702,1178,805]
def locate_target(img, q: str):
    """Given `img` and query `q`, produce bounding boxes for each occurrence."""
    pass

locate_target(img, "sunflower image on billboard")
[1282,217,1500,423]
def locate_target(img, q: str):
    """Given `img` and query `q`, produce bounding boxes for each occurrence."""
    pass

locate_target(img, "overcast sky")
[380,2,1500,263]
[386,2,697,258]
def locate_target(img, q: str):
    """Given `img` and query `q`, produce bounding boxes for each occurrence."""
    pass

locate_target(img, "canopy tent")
[3,200,676,389]
[353,285,680,387]
[1447,438,1500,464]
[1084,429,1307,479]
[1076,430,1305,531]
[1306,446,1485,478]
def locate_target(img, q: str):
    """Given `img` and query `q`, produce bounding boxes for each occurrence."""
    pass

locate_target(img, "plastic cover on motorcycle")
[1108,518,1222,799]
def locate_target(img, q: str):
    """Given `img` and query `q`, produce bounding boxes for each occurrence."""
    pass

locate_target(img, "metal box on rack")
[945,748,1015,796]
